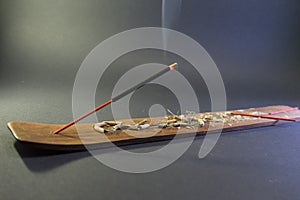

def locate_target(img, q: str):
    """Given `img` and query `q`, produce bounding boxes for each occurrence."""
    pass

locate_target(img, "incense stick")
[231,112,296,122]
[268,107,298,115]
[53,62,178,134]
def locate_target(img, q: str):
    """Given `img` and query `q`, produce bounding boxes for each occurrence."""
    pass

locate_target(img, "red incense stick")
[268,107,298,115]
[53,62,178,134]
[53,100,113,134]
[231,112,296,122]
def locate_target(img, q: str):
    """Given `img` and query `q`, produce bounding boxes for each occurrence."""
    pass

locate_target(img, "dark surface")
[1,0,300,199]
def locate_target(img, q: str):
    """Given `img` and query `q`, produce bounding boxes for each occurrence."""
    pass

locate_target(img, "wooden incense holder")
[8,105,300,151]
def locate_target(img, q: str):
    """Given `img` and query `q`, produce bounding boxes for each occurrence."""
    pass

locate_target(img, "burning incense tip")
[169,62,177,70]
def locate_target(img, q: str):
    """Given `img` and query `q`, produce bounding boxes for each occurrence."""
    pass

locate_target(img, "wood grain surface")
[7,105,300,150]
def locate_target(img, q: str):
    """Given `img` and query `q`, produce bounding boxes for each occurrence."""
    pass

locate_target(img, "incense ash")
[93,110,263,134]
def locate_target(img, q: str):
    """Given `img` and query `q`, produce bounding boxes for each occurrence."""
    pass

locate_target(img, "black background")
[0,0,299,199]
